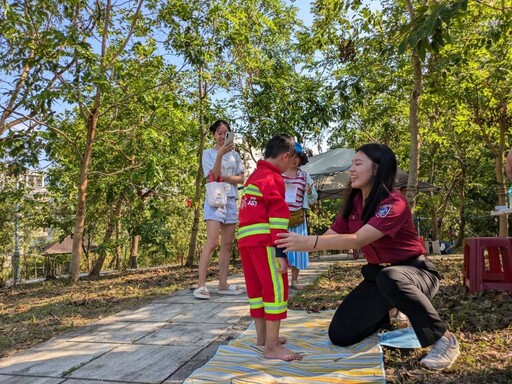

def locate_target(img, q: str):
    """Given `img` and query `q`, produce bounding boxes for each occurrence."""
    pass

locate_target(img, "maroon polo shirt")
[330,190,426,264]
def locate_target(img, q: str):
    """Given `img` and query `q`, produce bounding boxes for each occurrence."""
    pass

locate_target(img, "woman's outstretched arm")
[276,224,384,253]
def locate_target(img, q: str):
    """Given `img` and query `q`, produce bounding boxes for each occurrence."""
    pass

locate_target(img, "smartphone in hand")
[225,132,235,146]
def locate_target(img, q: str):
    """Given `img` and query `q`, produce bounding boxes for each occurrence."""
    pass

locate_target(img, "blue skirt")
[286,220,309,270]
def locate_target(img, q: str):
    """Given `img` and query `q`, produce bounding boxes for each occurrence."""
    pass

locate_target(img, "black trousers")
[328,259,446,348]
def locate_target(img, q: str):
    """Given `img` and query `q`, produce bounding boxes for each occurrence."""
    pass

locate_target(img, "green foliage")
[1,0,512,277]
[308,0,511,241]
[398,0,469,60]
[309,199,340,236]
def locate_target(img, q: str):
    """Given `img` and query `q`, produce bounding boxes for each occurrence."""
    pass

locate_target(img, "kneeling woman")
[276,143,459,371]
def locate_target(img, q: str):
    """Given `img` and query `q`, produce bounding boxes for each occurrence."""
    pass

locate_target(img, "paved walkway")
[0,256,345,384]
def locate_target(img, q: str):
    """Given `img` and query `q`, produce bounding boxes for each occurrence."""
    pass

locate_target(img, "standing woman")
[194,120,245,300]
[282,142,317,290]
[277,143,460,371]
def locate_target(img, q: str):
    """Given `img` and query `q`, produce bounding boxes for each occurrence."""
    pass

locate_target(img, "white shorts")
[203,197,238,224]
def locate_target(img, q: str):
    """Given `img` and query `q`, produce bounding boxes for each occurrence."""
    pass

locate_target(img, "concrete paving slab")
[0,375,66,384]
[67,344,201,383]
[67,321,167,343]
[151,292,248,305]
[61,380,122,383]
[171,302,247,324]
[206,294,249,303]
[61,380,126,383]
[0,341,121,377]
[136,322,231,346]
[163,316,252,383]
[107,302,186,322]
[162,344,220,384]
[205,285,251,301]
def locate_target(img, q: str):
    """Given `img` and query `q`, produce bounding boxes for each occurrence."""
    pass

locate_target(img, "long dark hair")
[341,143,397,224]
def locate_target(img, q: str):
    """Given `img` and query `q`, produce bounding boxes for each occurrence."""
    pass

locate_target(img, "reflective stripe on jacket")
[238,160,290,247]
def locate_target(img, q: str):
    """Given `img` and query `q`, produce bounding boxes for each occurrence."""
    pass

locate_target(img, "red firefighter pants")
[239,246,288,321]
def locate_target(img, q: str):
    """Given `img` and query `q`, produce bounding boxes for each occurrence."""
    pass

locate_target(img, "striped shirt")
[282,169,307,212]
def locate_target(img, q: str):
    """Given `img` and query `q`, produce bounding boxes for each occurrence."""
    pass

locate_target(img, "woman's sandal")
[193,286,210,300]
[218,284,242,295]
[291,281,303,290]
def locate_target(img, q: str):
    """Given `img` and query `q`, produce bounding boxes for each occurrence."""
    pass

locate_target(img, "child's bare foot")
[257,335,287,346]
[263,345,303,361]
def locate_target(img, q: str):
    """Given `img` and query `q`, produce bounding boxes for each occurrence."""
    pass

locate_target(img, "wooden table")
[491,207,512,216]
[491,208,512,237]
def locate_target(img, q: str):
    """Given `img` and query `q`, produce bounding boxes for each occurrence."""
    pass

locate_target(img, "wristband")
[313,234,319,249]
[275,246,287,259]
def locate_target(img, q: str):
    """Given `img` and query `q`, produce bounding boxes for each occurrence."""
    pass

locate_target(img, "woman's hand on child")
[276,232,312,252]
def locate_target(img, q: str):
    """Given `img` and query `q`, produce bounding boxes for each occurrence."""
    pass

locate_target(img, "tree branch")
[89,164,144,177]
[108,0,145,67]
[0,50,34,135]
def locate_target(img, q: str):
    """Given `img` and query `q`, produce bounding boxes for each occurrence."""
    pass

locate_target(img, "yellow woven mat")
[185,310,385,383]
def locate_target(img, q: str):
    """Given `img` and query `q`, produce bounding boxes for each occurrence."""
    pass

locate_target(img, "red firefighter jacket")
[237,160,290,247]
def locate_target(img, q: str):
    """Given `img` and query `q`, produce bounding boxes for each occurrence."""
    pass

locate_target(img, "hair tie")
[313,234,319,249]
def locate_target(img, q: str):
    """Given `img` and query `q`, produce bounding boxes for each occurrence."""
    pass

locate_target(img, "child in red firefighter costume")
[237,134,303,362]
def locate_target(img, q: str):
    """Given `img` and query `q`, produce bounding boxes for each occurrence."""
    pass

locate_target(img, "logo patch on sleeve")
[376,204,392,218]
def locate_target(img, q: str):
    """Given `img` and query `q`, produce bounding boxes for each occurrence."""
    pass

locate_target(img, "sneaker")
[420,334,460,370]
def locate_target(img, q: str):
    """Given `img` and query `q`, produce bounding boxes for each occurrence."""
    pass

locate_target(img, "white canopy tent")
[302,148,439,200]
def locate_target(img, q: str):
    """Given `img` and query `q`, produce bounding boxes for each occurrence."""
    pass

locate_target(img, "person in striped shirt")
[282,142,317,290]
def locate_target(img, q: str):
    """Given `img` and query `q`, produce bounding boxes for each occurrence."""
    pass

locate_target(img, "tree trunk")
[474,99,509,237]
[187,175,203,268]
[69,0,115,282]
[187,66,207,268]
[456,206,466,248]
[70,108,98,282]
[455,166,467,248]
[427,144,439,240]
[404,0,425,211]
[0,50,33,135]
[89,197,123,276]
[496,101,509,237]
[114,211,122,270]
[128,234,139,269]
[66,0,144,280]
[107,217,122,270]
[406,51,422,211]
[430,213,439,241]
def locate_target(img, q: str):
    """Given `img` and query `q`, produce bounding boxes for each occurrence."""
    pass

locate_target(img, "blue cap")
[295,142,303,154]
